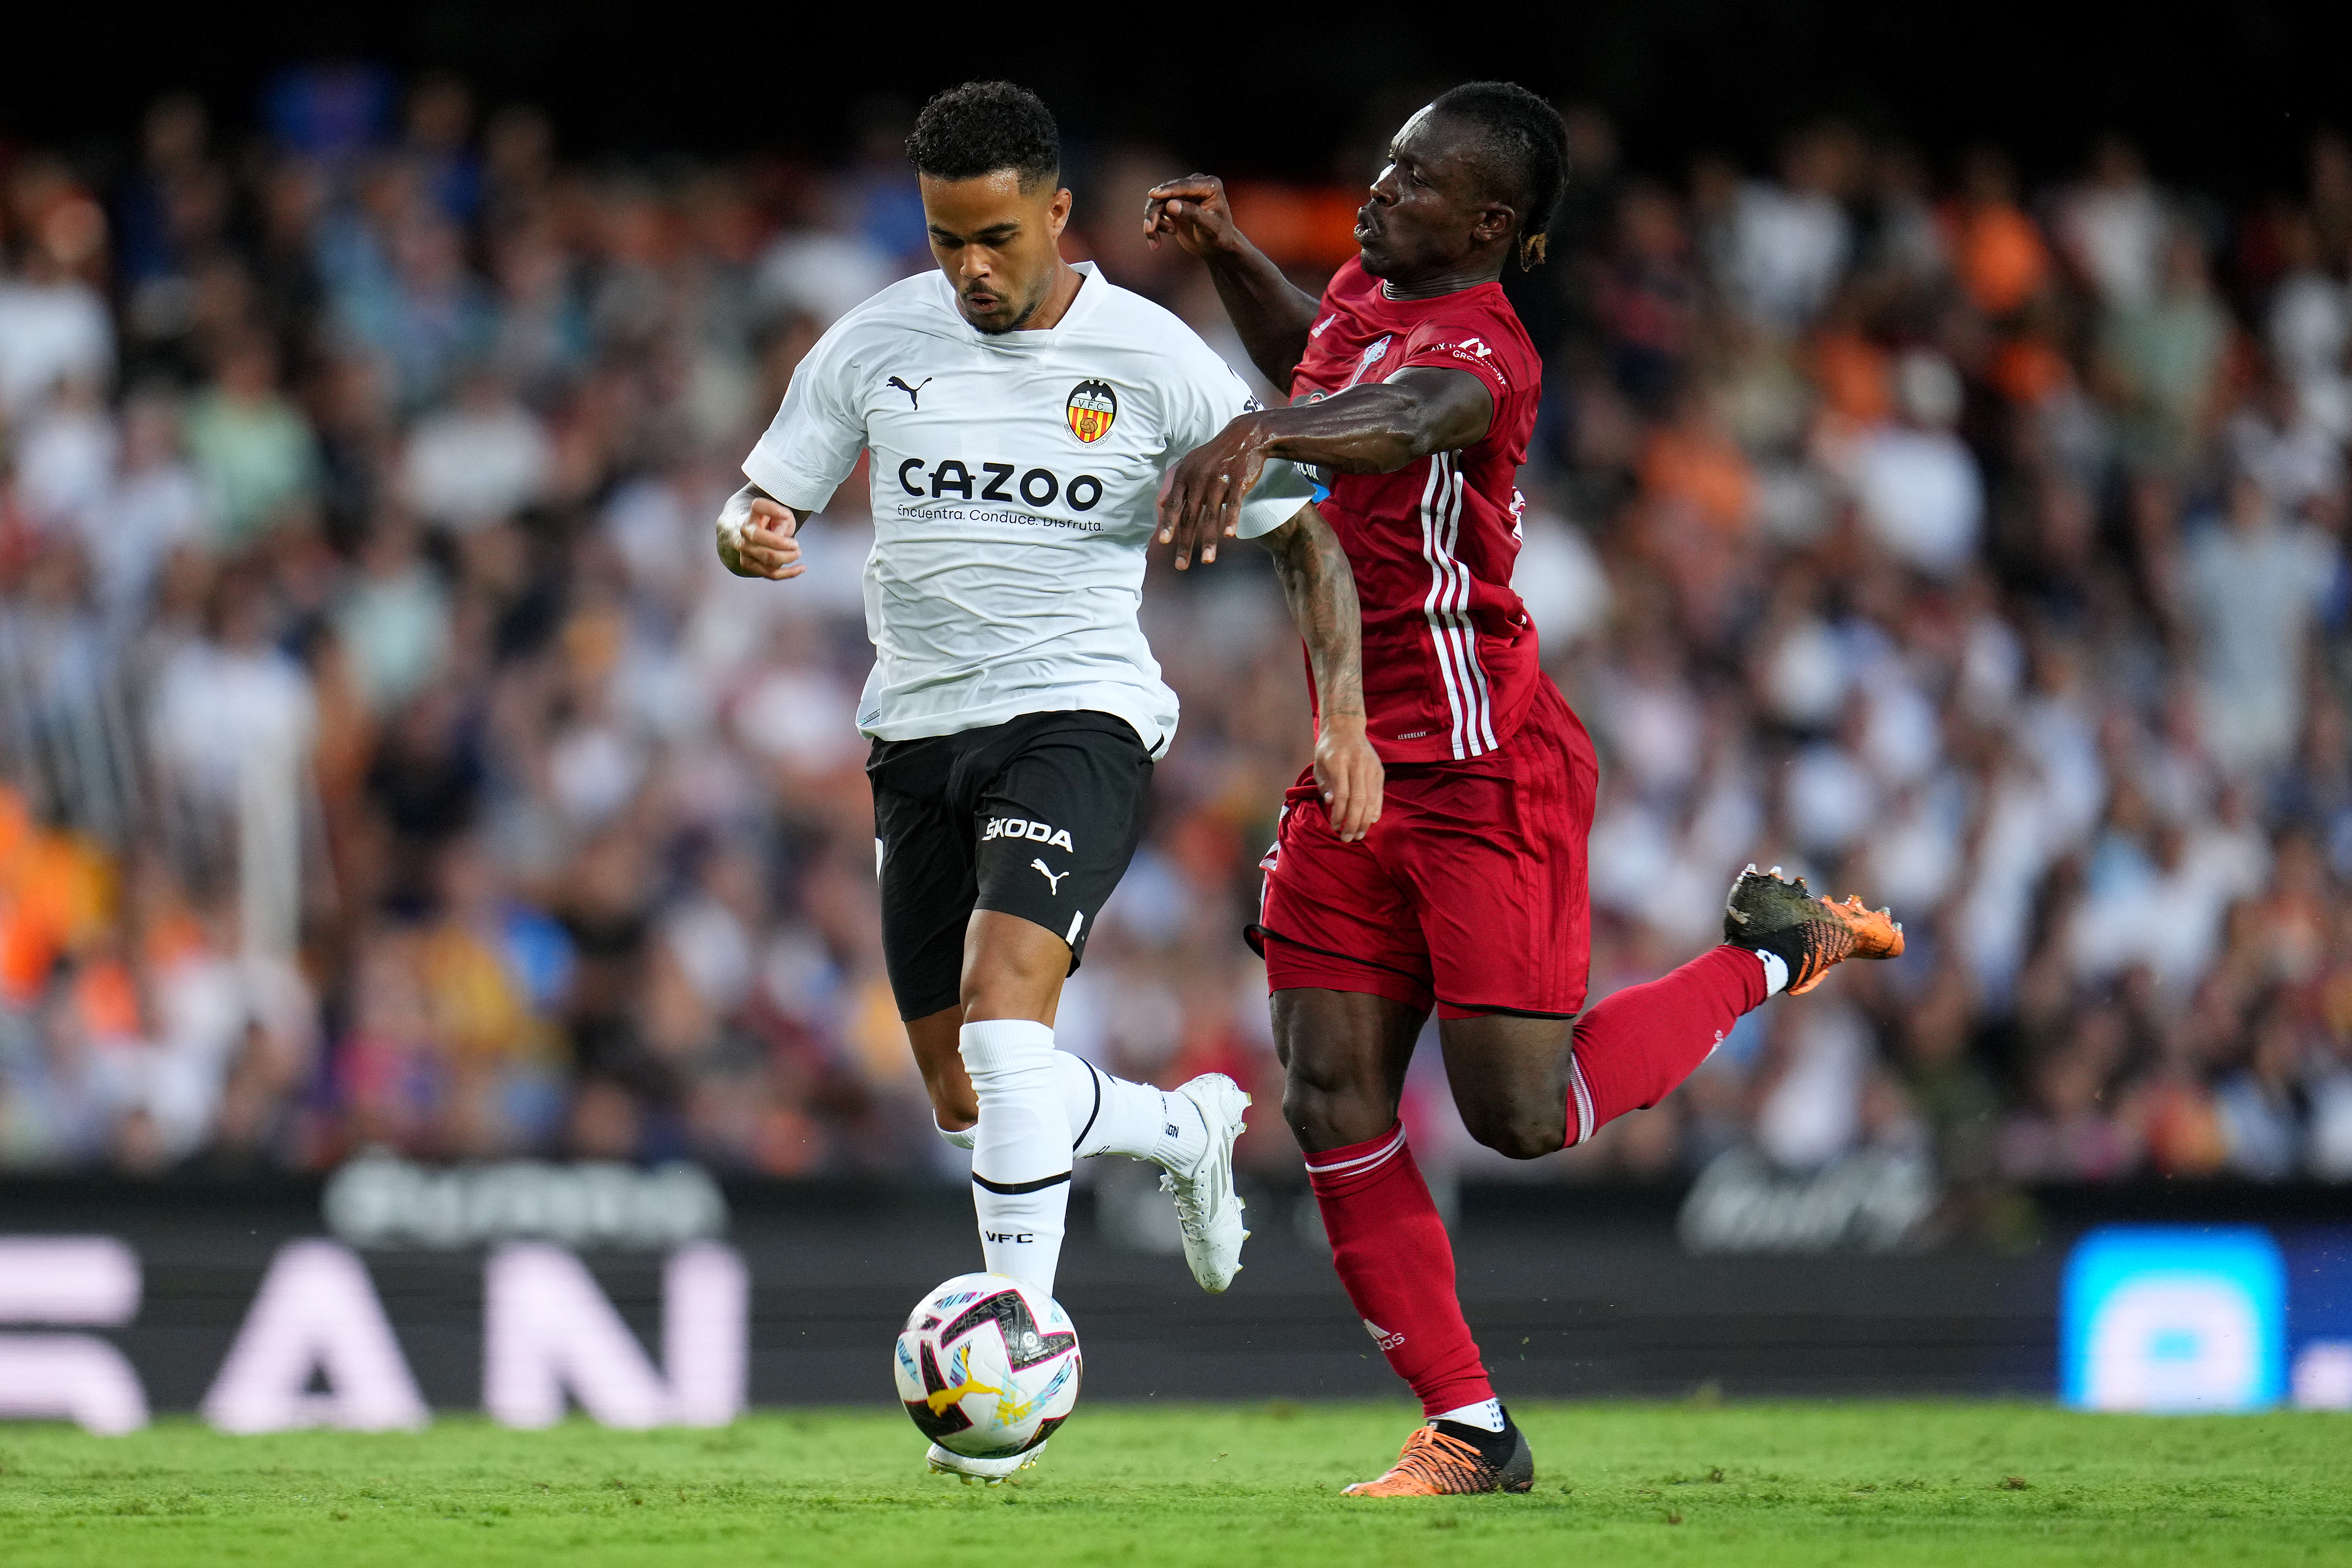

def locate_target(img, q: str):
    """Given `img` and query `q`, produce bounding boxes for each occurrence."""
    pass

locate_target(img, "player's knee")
[960,974,1043,1022]
[958,937,1064,1022]
[1459,1099,1564,1161]
[1280,1066,1393,1152]
[926,1078,979,1128]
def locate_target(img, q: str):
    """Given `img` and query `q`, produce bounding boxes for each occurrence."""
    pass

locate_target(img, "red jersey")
[1291,256,1545,765]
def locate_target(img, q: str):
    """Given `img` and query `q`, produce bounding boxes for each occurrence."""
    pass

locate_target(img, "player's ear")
[1474,200,1517,247]
[1047,186,1073,240]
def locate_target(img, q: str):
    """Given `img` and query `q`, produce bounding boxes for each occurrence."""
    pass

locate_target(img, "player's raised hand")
[1313,711,1384,843]
[1144,175,1241,258]
[716,486,805,581]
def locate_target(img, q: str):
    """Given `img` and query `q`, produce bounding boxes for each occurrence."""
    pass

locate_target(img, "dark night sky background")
[11,1,2351,196]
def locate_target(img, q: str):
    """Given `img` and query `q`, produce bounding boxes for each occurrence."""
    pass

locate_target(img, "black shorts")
[868,709,1152,1020]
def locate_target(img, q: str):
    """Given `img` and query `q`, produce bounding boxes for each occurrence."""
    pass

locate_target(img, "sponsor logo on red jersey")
[1439,337,1506,383]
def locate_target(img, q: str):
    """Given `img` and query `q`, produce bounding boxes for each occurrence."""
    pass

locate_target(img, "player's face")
[1356,109,1504,282]
[920,172,1074,334]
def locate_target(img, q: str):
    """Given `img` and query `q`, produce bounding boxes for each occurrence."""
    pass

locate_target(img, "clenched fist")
[716,485,805,580]
[1143,174,1243,260]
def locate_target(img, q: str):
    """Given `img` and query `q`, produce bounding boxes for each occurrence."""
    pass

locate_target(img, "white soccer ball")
[893,1272,1082,1459]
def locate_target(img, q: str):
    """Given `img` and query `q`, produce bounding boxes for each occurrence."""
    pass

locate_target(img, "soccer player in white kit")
[716,82,1381,1479]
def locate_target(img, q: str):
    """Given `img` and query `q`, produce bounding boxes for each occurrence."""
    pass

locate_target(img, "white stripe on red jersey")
[1287,258,1545,766]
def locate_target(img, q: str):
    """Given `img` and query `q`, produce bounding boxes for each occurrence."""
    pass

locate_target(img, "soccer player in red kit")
[1148,82,1904,1495]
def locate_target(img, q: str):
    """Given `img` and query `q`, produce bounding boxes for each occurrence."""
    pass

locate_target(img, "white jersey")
[743,261,1309,757]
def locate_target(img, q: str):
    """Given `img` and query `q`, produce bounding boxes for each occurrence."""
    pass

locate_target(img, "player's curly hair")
[1431,81,1569,270]
[905,81,1060,192]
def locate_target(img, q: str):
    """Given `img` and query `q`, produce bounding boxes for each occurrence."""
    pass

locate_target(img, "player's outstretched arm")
[715,483,808,581]
[1157,368,1492,563]
[1257,503,1382,841]
[1144,175,1321,390]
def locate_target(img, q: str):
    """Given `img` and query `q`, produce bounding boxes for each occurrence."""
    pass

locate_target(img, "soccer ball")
[893,1272,1081,1459]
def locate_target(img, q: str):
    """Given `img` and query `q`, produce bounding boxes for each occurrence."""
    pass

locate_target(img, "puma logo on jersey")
[985,816,1075,851]
[888,375,932,409]
[1031,859,1069,894]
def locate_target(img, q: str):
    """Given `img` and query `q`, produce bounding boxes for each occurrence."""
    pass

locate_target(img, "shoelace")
[1161,1096,1221,1243]
[1379,1426,1492,1492]
[1791,918,1855,989]
[1160,1170,1210,1242]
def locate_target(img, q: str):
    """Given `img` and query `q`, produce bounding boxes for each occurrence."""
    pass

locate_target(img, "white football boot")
[926,1440,1047,1484]
[1161,1073,1251,1293]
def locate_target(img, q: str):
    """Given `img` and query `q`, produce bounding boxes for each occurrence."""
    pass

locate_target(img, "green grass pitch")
[3,1401,2347,1566]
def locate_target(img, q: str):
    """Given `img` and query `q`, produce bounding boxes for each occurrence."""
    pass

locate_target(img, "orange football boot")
[1342,1422,1534,1497]
[1723,864,1904,993]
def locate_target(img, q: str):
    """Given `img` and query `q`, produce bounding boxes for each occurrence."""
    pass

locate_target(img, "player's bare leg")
[1442,866,1902,1160]
[908,911,1068,1481]
[1453,866,1905,1155]
[948,911,1075,1296]
[1276,868,1901,1495]
[1273,988,1530,1493]
[920,913,1251,1299]
[1274,987,1421,1152]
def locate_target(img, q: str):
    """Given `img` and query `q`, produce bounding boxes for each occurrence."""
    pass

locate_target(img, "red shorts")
[1256,680,1598,1019]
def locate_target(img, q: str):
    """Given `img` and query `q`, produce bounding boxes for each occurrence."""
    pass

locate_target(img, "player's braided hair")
[906,81,1060,192]
[1430,81,1569,270]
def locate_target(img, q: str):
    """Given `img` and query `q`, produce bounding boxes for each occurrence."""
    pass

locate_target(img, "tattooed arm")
[1257,502,1382,841]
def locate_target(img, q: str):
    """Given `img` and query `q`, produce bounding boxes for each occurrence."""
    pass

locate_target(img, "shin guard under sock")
[959,1019,1069,1293]
[931,1052,1202,1173]
[1567,944,1769,1142]
[1304,1123,1493,1417]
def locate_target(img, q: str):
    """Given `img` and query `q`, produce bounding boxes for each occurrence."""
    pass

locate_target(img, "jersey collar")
[1376,274,1508,308]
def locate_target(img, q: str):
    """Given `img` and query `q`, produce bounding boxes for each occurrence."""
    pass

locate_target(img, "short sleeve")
[1234,451,1316,539]
[1392,318,1518,412]
[742,320,867,513]
[1168,344,1313,541]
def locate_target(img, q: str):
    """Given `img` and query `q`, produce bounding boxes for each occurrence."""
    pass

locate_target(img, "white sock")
[1434,1398,1505,1433]
[1756,948,1789,997]
[1052,1052,1209,1172]
[959,1019,1070,1294]
[934,1116,976,1151]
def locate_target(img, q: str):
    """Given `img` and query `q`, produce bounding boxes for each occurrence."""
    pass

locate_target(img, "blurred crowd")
[3,68,2351,1204]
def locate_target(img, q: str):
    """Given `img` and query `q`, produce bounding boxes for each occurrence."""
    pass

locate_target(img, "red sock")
[1304,1123,1493,1417]
[1569,944,1768,1141]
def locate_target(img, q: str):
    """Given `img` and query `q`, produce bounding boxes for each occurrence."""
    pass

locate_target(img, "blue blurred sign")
[2060,1227,2285,1412]
[2285,1228,2352,1410]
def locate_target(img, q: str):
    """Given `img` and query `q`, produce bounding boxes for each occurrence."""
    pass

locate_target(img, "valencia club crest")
[1065,379,1117,444]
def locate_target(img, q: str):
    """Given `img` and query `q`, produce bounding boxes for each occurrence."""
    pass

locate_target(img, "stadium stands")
[3,76,2351,1229]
